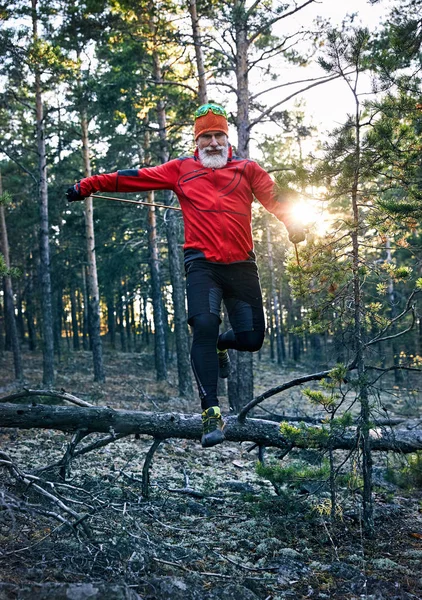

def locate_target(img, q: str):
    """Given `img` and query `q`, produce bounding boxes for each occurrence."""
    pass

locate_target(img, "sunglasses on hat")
[194,103,227,120]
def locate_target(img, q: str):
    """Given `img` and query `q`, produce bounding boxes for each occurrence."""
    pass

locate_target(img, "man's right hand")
[288,225,306,244]
[66,184,85,202]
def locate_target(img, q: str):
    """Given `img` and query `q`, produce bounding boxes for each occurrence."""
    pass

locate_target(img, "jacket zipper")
[213,168,231,262]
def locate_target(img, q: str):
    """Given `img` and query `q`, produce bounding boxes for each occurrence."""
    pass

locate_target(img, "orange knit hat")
[194,104,229,140]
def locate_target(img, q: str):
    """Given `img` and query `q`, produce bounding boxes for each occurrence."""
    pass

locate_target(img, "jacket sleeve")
[247,161,297,229]
[78,161,181,197]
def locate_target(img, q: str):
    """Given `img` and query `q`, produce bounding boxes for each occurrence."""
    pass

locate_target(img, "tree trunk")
[142,294,150,347]
[69,283,80,350]
[278,277,286,363]
[81,109,105,382]
[187,0,208,104]
[117,285,127,352]
[266,223,283,365]
[147,194,167,380]
[32,0,55,386]
[0,174,23,381]
[53,285,63,362]
[150,48,193,395]
[125,287,133,352]
[351,91,373,536]
[234,1,250,158]
[267,296,275,361]
[25,256,37,351]
[80,266,89,350]
[230,1,254,407]
[165,209,193,396]
[16,288,26,343]
[106,292,116,349]
[0,292,4,353]
[385,238,404,384]
[2,403,422,453]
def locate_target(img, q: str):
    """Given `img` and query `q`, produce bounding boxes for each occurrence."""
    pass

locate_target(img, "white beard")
[198,145,229,169]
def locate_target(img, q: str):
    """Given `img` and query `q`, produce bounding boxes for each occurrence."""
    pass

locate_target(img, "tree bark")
[0,174,23,381]
[187,0,208,104]
[32,0,55,386]
[1,403,421,453]
[234,0,250,158]
[81,109,105,382]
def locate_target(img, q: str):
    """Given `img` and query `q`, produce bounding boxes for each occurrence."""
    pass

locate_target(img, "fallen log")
[1,404,422,453]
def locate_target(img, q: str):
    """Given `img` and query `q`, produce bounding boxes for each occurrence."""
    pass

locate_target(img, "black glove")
[66,184,85,202]
[288,225,306,244]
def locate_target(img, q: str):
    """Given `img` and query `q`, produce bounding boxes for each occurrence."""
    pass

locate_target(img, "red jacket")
[78,151,294,264]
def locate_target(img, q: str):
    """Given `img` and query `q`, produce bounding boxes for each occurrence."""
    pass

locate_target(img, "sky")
[272,0,392,132]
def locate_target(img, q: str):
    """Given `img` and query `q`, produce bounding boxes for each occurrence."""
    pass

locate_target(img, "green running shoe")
[217,349,230,378]
[201,406,225,448]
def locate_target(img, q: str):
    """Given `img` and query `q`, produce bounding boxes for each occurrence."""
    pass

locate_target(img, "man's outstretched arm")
[248,162,306,243]
[66,161,181,202]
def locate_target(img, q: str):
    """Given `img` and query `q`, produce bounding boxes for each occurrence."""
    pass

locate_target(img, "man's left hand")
[288,226,306,244]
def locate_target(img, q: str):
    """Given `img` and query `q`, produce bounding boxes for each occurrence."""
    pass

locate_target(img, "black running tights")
[190,313,265,410]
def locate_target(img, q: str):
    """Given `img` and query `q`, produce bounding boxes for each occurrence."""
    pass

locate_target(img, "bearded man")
[66,103,305,448]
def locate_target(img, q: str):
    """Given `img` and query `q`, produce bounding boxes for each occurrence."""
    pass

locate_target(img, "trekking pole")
[294,242,304,290]
[294,243,301,269]
[91,193,182,211]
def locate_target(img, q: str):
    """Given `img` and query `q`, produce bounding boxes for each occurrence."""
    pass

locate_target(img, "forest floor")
[0,346,422,600]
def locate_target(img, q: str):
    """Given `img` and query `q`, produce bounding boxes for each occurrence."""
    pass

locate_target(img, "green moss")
[385,452,422,489]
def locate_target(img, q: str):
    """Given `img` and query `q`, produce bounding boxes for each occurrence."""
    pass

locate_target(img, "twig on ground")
[209,547,279,572]
[152,556,232,578]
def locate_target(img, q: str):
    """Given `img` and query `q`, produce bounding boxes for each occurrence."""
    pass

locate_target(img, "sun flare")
[290,198,329,236]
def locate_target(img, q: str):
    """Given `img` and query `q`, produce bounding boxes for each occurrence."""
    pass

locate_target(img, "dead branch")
[0,451,91,536]
[1,404,422,453]
[0,389,93,407]
[253,411,409,427]
[35,432,130,475]
[142,438,163,499]
[60,429,89,479]
[237,367,355,421]
[162,470,205,499]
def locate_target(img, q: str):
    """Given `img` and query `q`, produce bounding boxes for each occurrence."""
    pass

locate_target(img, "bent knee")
[236,330,265,352]
[191,313,220,340]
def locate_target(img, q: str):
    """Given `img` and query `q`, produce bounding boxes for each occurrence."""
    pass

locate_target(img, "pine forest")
[0,1,422,598]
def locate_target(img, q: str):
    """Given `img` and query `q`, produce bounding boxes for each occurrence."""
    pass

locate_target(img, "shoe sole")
[201,430,225,448]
